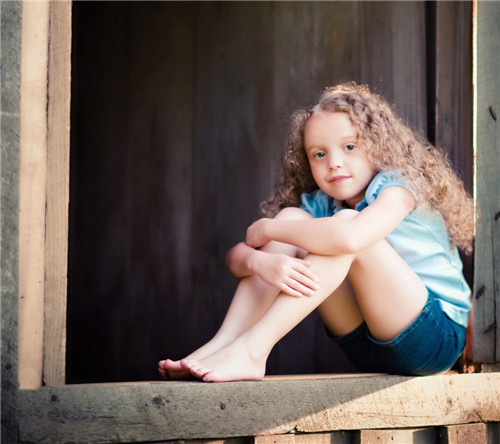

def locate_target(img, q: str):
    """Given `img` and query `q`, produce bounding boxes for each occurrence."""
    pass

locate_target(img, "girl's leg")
[158,208,311,379]
[344,238,427,342]
[183,218,428,381]
[182,252,358,381]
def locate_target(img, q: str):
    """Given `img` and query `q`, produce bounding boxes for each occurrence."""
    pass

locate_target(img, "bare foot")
[158,359,192,380]
[180,337,267,382]
[158,333,235,380]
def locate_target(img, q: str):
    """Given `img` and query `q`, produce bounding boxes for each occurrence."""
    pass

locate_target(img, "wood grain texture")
[473,1,500,364]
[1,1,23,441]
[17,373,500,443]
[67,1,430,383]
[18,0,50,390]
[435,2,473,188]
[43,0,72,387]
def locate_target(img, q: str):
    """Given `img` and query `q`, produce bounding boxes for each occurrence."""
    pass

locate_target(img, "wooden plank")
[255,432,351,443]
[441,423,488,444]
[43,0,72,387]
[473,0,500,363]
[434,1,473,189]
[434,0,474,367]
[358,427,437,444]
[66,2,200,383]
[17,373,500,443]
[1,1,23,441]
[359,1,427,132]
[18,0,50,390]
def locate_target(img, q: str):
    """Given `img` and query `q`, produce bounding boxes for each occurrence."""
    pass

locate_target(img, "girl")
[158,83,474,382]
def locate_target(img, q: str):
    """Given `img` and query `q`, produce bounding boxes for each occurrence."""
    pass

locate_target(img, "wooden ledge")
[18,372,500,443]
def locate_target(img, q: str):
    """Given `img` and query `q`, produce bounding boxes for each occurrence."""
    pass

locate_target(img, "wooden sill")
[18,372,500,443]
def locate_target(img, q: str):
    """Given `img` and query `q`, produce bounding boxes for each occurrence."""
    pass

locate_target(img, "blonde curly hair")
[261,83,475,254]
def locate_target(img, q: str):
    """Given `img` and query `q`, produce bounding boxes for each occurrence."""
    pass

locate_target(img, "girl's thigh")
[329,292,466,375]
[347,239,428,343]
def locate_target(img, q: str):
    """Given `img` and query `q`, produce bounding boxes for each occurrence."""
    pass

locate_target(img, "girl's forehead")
[306,111,359,135]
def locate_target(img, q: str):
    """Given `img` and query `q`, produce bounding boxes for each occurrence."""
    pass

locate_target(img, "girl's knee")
[275,207,312,221]
[332,209,359,220]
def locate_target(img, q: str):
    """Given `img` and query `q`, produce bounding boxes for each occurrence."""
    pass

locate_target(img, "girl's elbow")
[324,211,361,254]
[325,236,359,255]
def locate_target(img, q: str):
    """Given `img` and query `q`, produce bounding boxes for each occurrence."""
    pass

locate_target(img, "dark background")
[67,1,472,383]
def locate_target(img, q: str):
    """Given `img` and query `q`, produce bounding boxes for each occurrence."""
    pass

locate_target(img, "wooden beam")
[358,428,437,444]
[255,432,351,443]
[1,1,23,442]
[17,373,500,443]
[441,423,488,444]
[43,0,72,387]
[18,0,50,390]
[473,0,500,363]
[18,0,71,389]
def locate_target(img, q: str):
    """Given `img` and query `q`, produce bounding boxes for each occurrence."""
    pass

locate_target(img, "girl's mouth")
[329,175,350,184]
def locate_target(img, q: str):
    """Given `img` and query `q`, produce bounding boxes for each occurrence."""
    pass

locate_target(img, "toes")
[165,359,182,370]
[179,358,191,370]
[182,359,210,380]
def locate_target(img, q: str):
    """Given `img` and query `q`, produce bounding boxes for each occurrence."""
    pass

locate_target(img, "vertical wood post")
[43,0,72,387]
[18,0,71,388]
[18,0,50,390]
[473,0,500,364]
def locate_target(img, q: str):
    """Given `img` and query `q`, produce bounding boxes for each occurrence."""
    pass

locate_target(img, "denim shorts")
[327,292,466,376]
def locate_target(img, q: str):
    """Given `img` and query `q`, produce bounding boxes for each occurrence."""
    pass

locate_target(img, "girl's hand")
[246,218,271,248]
[250,250,320,298]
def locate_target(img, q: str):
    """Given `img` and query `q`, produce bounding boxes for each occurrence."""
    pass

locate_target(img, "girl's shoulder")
[365,170,414,205]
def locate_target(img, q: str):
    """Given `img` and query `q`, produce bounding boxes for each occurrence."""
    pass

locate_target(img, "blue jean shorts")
[327,292,466,376]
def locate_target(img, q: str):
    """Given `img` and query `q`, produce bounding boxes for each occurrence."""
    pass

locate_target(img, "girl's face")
[304,111,377,208]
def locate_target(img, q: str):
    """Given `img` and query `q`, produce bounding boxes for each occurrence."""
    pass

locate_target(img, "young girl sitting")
[158,83,474,382]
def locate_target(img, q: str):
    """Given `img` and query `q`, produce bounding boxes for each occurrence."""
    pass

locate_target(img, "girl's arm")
[247,186,415,255]
[226,242,260,277]
[226,242,319,298]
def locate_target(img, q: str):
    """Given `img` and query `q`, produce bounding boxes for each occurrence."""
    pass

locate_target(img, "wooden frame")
[16,373,500,442]
[17,0,71,390]
[473,0,500,365]
[2,1,499,442]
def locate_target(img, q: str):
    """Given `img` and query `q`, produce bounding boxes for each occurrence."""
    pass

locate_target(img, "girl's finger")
[286,275,317,296]
[294,261,320,282]
[280,283,303,298]
[292,267,320,288]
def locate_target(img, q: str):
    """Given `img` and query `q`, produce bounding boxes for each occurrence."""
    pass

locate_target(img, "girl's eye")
[313,152,326,159]
[345,144,355,151]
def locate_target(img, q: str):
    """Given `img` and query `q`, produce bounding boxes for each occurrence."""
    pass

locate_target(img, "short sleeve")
[365,171,412,205]
[300,189,338,218]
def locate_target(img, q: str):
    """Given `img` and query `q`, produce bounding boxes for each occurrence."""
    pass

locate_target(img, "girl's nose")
[328,153,343,170]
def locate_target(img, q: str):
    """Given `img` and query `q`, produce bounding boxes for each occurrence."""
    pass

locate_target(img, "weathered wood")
[17,373,500,443]
[67,0,431,383]
[359,1,427,132]
[255,432,351,443]
[43,0,72,387]
[17,0,50,390]
[434,0,474,367]
[473,1,500,364]
[1,1,23,441]
[176,440,251,444]
[441,423,488,444]
[434,1,473,189]
[358,427,437,444]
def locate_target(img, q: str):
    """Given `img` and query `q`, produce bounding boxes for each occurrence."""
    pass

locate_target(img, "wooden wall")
[67,1,471,383]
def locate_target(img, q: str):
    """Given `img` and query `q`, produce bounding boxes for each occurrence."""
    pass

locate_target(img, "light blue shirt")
[300,171,471,327]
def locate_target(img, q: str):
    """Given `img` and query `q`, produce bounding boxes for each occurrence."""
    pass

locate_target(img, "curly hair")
[260,82,475,253]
